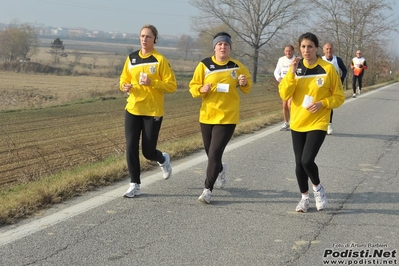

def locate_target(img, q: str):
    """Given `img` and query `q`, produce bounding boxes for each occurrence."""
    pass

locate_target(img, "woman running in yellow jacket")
[279,32,345,213]
[189,32,252,204]
[119,24,177,198]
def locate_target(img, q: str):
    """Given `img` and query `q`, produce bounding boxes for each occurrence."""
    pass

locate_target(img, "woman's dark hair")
[298,32,319,48]
[213,32,231,39]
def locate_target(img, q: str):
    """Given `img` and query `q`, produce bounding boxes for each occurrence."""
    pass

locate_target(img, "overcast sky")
[1,0,399,49]
[0,0,199,36]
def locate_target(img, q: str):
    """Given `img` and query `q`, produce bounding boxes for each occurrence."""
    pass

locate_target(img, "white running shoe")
[352,94,356,98]
[123,183,141,198]
[295,198,310,213]
[198,188,211,204]
[280,122,290,131]
[327,123,333,135]
[314,185,328,211]
[215,163,227,188]
[358,89,361,95]
[158,152,172,179]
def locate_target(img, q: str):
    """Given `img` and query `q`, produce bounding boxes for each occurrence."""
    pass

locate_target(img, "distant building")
[51,27,68,36]
[68,28,87,37]
[86,30,105,38]
[0,22,179,46]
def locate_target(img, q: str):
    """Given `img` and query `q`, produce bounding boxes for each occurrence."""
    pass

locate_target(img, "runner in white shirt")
[274,45,295,131]
[322,42,347,135]
[350,50,368,97]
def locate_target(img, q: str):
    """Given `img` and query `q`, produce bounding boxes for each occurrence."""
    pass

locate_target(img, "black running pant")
[291,130,326,193]
[125,111,165,184]
[200,123,236,191]
[352,72,364,94]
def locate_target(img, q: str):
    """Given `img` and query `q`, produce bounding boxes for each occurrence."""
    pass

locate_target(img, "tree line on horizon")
[1,0,398,88]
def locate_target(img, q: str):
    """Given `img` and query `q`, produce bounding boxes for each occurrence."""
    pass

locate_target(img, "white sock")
[301,194,310,200]
[313,184,321,192]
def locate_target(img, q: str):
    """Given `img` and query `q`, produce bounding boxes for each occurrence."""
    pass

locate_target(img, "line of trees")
[189,0,307,83]
[2,1,398,87]
[309,0,398,87]
[0,21,69,66]
[188,0,399,85]
[0,22,39,62]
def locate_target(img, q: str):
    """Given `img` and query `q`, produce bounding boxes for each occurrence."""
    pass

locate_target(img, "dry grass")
[0,72,120,110]
[30,41,198,76]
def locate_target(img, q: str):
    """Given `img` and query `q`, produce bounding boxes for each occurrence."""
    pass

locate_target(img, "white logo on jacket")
[316,77,324,87]
[231,70,237,79]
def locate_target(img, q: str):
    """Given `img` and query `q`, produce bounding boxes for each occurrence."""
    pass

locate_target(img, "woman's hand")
[200,84,212,94]
[139,73,151,86]
[238,74,248,86]
[122,83,132,93]
[291,57,300,73]
[307,101,322,113]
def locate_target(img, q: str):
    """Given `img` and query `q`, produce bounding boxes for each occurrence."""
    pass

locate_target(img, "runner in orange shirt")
[350,50,368,98]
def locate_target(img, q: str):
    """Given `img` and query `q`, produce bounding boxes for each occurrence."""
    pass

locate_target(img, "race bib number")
[302,95,314,108]
[216,83,229,93]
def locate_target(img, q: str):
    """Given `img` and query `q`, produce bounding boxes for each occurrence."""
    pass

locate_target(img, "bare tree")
[72,50,83,65]
[176,34,195,59]
[91,55,98,70]
[17,24,39,61]
[0,28,16,61]
[310,0,399,87]
[0,22,39,62]
[189,0,308,82]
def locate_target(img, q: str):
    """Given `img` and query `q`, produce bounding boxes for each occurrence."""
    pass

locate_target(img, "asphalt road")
[1,83,398,266]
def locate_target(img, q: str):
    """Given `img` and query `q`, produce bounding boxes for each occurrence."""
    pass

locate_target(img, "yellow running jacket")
[189,56,252,124]
[279,57,345,132]
[119,49,177,117]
